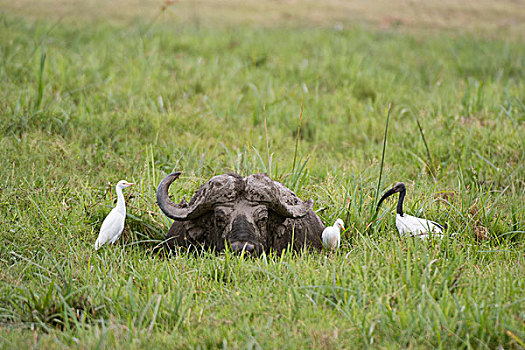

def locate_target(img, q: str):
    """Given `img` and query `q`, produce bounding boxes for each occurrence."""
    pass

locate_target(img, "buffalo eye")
[214,208,229,229]
[215,215,227,228]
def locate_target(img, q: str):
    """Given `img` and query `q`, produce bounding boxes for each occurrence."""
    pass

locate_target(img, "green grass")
[1,10,524,349]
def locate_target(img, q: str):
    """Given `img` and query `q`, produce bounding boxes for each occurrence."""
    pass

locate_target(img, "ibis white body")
[396,214,443,239]
[322,218,345,250]
[95,180,135,250]
[377,182,444,239]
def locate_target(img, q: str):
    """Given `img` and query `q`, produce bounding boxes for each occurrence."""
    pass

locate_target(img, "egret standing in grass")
[322,218,345,250]
[376,182,444,238]
[95,180,135,250]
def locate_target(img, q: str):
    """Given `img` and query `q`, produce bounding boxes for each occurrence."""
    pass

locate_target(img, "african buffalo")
[156,172,325,254]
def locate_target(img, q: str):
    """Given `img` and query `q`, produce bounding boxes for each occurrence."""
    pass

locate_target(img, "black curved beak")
[376,188,397,212]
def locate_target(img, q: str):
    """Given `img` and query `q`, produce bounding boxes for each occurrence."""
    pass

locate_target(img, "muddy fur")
[156,172,325,254]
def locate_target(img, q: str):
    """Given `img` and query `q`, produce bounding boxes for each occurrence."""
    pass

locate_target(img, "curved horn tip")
[160,172,182,186]
[157,171,189,220]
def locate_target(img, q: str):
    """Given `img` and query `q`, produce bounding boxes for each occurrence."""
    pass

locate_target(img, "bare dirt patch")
[1,0,524,36]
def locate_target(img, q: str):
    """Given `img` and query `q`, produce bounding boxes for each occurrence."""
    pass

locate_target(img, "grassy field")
[1,1,525,348]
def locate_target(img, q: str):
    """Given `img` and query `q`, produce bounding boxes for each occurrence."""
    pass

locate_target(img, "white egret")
[322,218,345,250]
[95,180,135,250]
[376,182,444,239]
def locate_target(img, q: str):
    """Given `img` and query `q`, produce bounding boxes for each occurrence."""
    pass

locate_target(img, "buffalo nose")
[230,241,255,253]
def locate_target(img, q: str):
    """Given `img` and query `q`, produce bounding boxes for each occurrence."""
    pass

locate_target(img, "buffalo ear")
[276,223,287,238]
[185,221,205,240]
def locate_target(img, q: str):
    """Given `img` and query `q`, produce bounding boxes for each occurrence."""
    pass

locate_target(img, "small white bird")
[322,218,345,250]
[376,182,444,239]
[95,180,135,250]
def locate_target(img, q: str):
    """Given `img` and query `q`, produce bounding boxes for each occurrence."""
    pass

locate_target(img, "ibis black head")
[391,182,406,193]
[376,182,407,212]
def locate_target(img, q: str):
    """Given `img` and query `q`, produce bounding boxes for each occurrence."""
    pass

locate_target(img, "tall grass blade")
[372,103,392,219]
[291,104,304,175]
[416,117,436,179]
[34,45,46,112]
[263,104,272,175]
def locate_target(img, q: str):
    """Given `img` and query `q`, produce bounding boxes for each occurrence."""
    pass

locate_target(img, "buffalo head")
[156,172,324,254]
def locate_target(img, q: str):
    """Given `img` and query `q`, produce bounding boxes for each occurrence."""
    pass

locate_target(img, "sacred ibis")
[322,218,345,250]
[376,182,444,239]
[95,180,135,250]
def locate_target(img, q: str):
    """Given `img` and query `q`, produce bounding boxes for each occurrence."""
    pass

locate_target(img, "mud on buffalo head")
[156,172,325,254]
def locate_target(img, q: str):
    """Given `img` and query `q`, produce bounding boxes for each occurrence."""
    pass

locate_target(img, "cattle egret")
[376,182,444,239]
[95,180,135,250]
[322,218,345,250]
